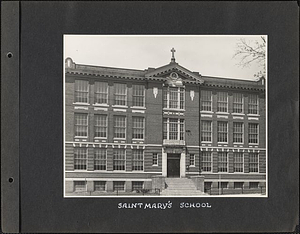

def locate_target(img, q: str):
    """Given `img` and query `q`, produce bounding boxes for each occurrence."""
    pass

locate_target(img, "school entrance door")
[167,154,180,177]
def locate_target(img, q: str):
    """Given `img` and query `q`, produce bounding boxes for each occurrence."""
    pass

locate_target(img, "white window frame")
[74,80,89,104]
[248,94,259,115]
[163,87,185,110]
[189,154,195,167]
[132,149,144,171]
[74,148,87,170]
[94,114,107,139]
[74,181,87,192]
[202,151,212,172]
[201,120,212,143]
[132,84,145,107]
[217,152,228,173]
[217,92,228,113]
[132,117,145,140]
[217,121,228,143]
[152,153,158,166]
[233,152,244,173]
[233,122,244,144]
[248,123,259,145]
[114,83,127,106]
[201,90,212,112]
[249,152,259,173]
[94,148,107,171]
[233,93,244,114]
[74,113,88,138]
[94,81,108,105]
[114,116,126,140]
[113,181,125,191]
[163,118,185,141]
[113,149,126,171]
[94,181,106,191]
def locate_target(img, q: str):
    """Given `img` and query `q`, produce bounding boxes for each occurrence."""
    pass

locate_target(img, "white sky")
[64,35,266,80]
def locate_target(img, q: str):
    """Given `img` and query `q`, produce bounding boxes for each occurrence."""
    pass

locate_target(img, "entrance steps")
[160,178,205,196]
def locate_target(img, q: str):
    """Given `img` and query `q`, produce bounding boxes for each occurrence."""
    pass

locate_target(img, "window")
[233,93,243,113]
[113,149,125,170]
[94,148,106,170]
[249,123,259,144]
[94,114,107,138]
[218,182,228,189]
[94,181,106,191]
[163,87,185,109]
[218,152,228,172]
[189,154,195,166]
[74,181,86,192]
[152,153,158,166]
[201,90,212,111]
[217,92,228,112]
[132,117,144,139]
[114,83,127,106]
[233,152,243,172]
[201,121,212,142]
[248,94,258,114]
[234,182,244,189]
[74,148,87,170]
[132,181,144,191]
[75,80,89,103]
[132,149,143,171]
[233,122,243,143]
[249,153,259,173]
[114,116,126,139]
[74,113,88,137]
[113,181,125,191]
[132,85,145,107]
[249,182,259,189]
[217,121,228,143]
[163,118,185,141]
[95,82,108,104]
[202,152,212,172]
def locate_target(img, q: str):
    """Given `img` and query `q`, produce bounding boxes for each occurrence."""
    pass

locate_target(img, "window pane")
[75,80,89,103]
[74,181,86,191]
[249,123,259,144]
[169,118,178,140]
[132,85,145,107]
[233,93,243,113]
[201,90,212,111]
[132,181,144,191]
[132,117,144,139]
[113,149,125,170]
[248,94,258,114]
[202,152,212,172]
[74,148,87,170]
[234,152,243,172]
[94,115,107,138]
[113,181,125,191]
[217,122,228,143]
[94,148,106,170]
[201,121,212,142]
[132,149,143,171]
[95,82,108,104]
[249,153,259,172]
[189,154,195,166]
[164,87,185,109]
[114,83,127,106]
[94,181,106,191]
[152,153,158,165]
[217,92,228,112]
[218,152,227,172]
[75,113,88,137]
[114,116,126,139]
[233,122,243,143]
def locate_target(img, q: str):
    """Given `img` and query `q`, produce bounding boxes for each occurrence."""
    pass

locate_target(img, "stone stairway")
[160,178,205,196]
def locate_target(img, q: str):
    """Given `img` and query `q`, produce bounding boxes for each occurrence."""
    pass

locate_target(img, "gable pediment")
[145,62,204,84]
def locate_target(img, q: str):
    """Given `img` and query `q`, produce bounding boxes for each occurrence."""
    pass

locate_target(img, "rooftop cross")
[171,47,176,63]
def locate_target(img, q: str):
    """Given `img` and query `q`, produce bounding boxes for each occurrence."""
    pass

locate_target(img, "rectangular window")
[113,181,125,191]
[189,154,195,166]
[74,113,88,137]
[217,121,228,143]
[114,116,126,139]
[233,122,243,143]
[202,152,212,172]
[233,93,243,113]
[94,114,107,138]
[132,181,144,191]
[74,181,86,192]
[114,83,127,106]
[75,80,89,103]
[132,149,143,171]
[201,121,212,142]
[113,149,125,170]
[94,148,106,170]
[234,182,244,189]
[249,123,259,144]
[249,153,259,173]
[163,87,185,109]
[163,118,185,141]
[249,182,259,189]
[74,148,87,170]
[152,153,158,166]
[201,90,212,111]
[218,182,228,189]
[217,92,228,112]
[94,82,108,104]
[132,117,144,139]
[94,181,106,191]
[248,94,258,114]
[218,152,228,172]
[204,182,212,192]
[132,84,145,107]
[233,152,244,172]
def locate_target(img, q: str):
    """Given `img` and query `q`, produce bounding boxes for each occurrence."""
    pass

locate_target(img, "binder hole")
[8,177,14,183]
[7,52,13,58]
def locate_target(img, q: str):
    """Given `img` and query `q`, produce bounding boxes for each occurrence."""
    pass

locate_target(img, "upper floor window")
[217,92,228,112]
[114,83,127,106]
[249,123,259,144]
[132,85,145,107]
[75,80,89,103]
[132,117,144,140]
[201,90,212,111]
[218,152,228,172]
[74,148,87,170]
[233,122,244,143]
[114,116,126,139]
[132,149,144,171]
[94,148,106,170]
[248,94,259,114]
[95,82,108,104]
[233,93,243,113]
[163,87,184,109]
[163,118,185,141]
[94,114,107,138]
[113,149,125,170]
[152,153,158,166]
[74,113,88,137]
[189,154,195,166]
[202,152,212,172]
[217,121,228,143]
[249,153,259,173]
[234,152,244,172]
[201,120,212,142]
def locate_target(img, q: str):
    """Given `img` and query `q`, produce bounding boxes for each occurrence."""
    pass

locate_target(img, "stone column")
[162,149,167,176]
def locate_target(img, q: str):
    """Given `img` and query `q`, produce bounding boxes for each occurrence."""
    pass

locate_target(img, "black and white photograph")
[64,35,267,197]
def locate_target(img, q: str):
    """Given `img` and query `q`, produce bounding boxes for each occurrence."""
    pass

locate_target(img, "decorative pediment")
[145,62,204,85]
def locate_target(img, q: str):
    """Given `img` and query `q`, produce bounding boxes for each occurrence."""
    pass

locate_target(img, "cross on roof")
[171,48,176,63]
